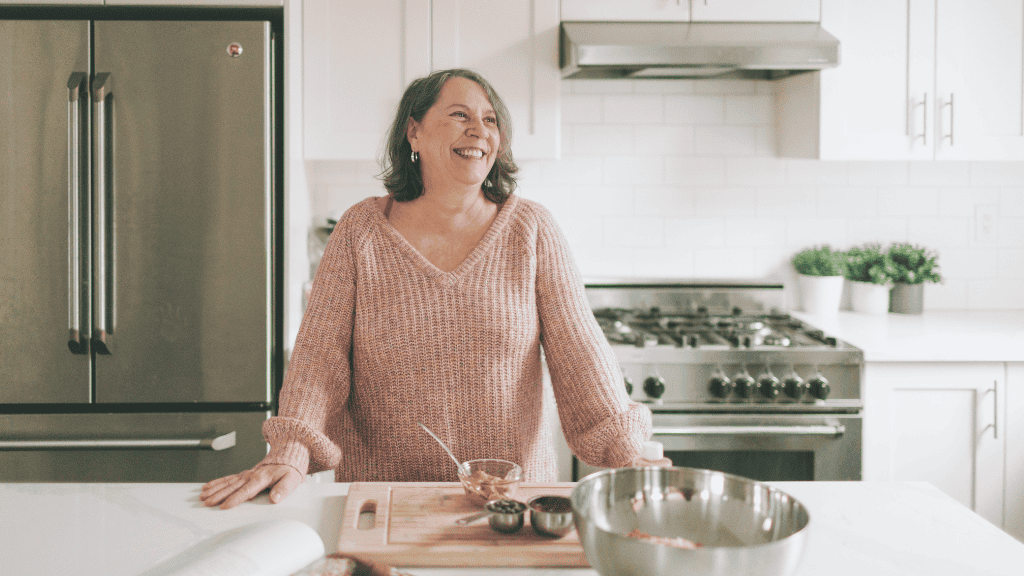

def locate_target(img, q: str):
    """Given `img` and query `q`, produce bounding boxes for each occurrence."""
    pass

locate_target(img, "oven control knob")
[809,376,831,400]
[733,374,756,398]
[708,375,734,398]
[624,376,634,396]
[643,376,666,400]
[758,374,781,398]
[784,375,808,399]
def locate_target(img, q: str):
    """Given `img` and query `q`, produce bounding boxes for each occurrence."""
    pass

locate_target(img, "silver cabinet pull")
[92,73,112,353]
[991,381,999,439]
[653,425,845,437]
[912,92,928,145]
[0,431,236,451]
[942,93,955,146]
[67,72,88,354]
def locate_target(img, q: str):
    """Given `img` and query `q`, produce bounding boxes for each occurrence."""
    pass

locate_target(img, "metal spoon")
[418,422,462,471]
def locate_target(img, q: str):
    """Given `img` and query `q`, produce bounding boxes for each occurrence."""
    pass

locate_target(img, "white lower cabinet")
[864,362,1006,528]
[1006,363,1024,543]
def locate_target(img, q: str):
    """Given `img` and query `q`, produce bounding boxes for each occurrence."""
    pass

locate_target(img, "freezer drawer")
[0,411,269,482]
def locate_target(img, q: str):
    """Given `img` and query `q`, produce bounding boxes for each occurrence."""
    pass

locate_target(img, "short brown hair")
[379,69,518,203]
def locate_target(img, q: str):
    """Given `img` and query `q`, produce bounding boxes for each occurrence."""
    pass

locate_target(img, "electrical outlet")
[974,204,998,244]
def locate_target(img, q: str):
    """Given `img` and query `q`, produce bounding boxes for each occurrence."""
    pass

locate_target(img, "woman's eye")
[485,117,497,124]
[451,111,467,119]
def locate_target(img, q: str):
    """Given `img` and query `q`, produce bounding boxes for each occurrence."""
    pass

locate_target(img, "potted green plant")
[792,245,847,315]
[887,243,942,314]
[844,243,898,314]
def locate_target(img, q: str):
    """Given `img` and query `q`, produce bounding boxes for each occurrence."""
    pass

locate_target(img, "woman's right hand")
[199,464,304,510]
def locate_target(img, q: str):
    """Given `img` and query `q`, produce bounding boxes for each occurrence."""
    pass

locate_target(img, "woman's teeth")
[455,148,484,158]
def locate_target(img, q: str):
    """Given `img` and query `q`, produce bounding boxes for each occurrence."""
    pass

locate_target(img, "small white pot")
[797,274,844,315]
[849,280,892,314]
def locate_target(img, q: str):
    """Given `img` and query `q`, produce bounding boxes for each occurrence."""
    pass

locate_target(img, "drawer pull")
[0,431,236,451]
[653,425,844,437]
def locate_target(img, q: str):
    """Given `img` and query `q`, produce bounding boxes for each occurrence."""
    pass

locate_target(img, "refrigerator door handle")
[0,431,237,451]
[67,72,89,354]
[92,73,112,354]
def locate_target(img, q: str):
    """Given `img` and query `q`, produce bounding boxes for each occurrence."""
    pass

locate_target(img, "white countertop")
[791,310,1024,362]
[1,480,1022,576]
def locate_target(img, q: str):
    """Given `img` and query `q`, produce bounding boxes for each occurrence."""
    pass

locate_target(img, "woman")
[200,69,659,510]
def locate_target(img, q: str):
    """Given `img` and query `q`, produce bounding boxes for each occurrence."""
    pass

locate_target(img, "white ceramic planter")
[797,274,844,315]
[849,280,891,314]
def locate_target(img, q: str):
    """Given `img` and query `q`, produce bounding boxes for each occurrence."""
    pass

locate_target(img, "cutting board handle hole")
[357,501,377,530]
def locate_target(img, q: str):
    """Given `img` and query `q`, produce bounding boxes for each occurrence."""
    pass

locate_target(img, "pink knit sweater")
[262,195,651,482]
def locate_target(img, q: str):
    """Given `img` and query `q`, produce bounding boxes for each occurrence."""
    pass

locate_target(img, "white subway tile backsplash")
[817,187,880,217]
[695,126,758,156]
[786,160,849,186]
[693,187,757,217]
[603,94,665,124]
[756,187,817,217]
[664,217,726,247]
[602,156,664,185]
[878,187,940,217]
[906,218,971,249]
[632,247,695,277]
[604,216,664,247]
[634,187,695,217]
[666,157,727,186]
[309,80,1023,309]
[909,162,970,187]
[846,218,909,245]
[561,94,603,123]
[664,95,725,124]
[572,124,635,155]
[636,125,695,156]
[970,161,1024,186]
[724,157,787,186]
[848,162,909,186]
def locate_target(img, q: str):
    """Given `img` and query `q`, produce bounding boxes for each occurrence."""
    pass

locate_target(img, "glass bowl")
[457,459,522,504]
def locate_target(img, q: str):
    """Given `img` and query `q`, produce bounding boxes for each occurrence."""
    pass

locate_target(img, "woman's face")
[407,77,501,191]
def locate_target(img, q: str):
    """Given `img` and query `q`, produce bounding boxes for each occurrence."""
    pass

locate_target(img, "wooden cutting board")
[337,481,588,567]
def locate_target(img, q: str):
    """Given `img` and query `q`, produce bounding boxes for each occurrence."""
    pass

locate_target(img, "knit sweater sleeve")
[532,205,652,468]
[259,207,361,475]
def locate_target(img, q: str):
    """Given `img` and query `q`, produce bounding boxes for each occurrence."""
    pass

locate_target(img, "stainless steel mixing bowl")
[570,467,810,576]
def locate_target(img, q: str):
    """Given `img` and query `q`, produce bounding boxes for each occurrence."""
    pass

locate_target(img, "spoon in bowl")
[418,422,463,472]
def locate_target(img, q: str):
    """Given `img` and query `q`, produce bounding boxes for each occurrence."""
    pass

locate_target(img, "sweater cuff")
[261,440,311,477]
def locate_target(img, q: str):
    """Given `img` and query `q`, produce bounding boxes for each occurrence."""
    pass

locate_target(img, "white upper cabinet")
[304,0,430,160]
[690,0,820,22]
[304,0,559,160]
[778,0,1024,160]
[432,0,560,159]
[561,0,690,22]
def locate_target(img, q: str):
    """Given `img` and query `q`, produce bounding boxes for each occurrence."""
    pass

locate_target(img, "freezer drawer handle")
[67,72,89,355]
[653,425,845,437]
[0,431,236,451]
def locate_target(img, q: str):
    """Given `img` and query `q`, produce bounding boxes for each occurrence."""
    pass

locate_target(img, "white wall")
[305,78,1024,311]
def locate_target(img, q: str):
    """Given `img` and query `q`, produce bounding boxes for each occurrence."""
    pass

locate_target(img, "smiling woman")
[200,68,663,511]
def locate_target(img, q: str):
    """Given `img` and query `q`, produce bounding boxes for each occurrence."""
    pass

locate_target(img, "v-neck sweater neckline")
[372,194,520,284]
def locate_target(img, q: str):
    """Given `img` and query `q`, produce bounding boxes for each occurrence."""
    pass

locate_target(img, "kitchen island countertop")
[1,480,1022,576]
[792,310,1024,362]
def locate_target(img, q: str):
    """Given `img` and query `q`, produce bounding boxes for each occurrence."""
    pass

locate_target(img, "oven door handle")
[653,424,845,437]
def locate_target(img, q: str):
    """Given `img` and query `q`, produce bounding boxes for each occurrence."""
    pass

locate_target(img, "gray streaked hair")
[378,68,518,203]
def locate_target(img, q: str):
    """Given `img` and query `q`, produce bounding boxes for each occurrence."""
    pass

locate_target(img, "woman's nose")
[465,116,485,137]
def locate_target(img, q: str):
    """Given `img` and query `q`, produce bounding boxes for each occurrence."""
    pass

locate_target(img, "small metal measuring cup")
[454,499,526,534]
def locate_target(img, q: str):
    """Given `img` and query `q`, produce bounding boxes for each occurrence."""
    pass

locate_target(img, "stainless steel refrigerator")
[0,15,281,481]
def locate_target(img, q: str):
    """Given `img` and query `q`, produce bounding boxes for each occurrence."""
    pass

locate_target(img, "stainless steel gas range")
[574,280,864,482]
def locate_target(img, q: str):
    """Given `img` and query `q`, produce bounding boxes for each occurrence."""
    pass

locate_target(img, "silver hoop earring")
[411,150,419,163]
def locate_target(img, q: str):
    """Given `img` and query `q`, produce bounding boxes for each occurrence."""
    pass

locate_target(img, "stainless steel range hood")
[561,21,840,80]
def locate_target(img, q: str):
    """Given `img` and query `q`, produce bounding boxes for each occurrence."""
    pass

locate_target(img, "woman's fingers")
[198,465,305,510]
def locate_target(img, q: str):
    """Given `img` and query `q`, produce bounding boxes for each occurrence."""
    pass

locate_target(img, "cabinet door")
[1007,362,1024,543]
[303,0,430,160]
[864,362,1005,527]
[560,0,690,22]
[931,0,1024,160]
[432,0,560,159]
[691,0,820,22]
[798,0,935,160]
